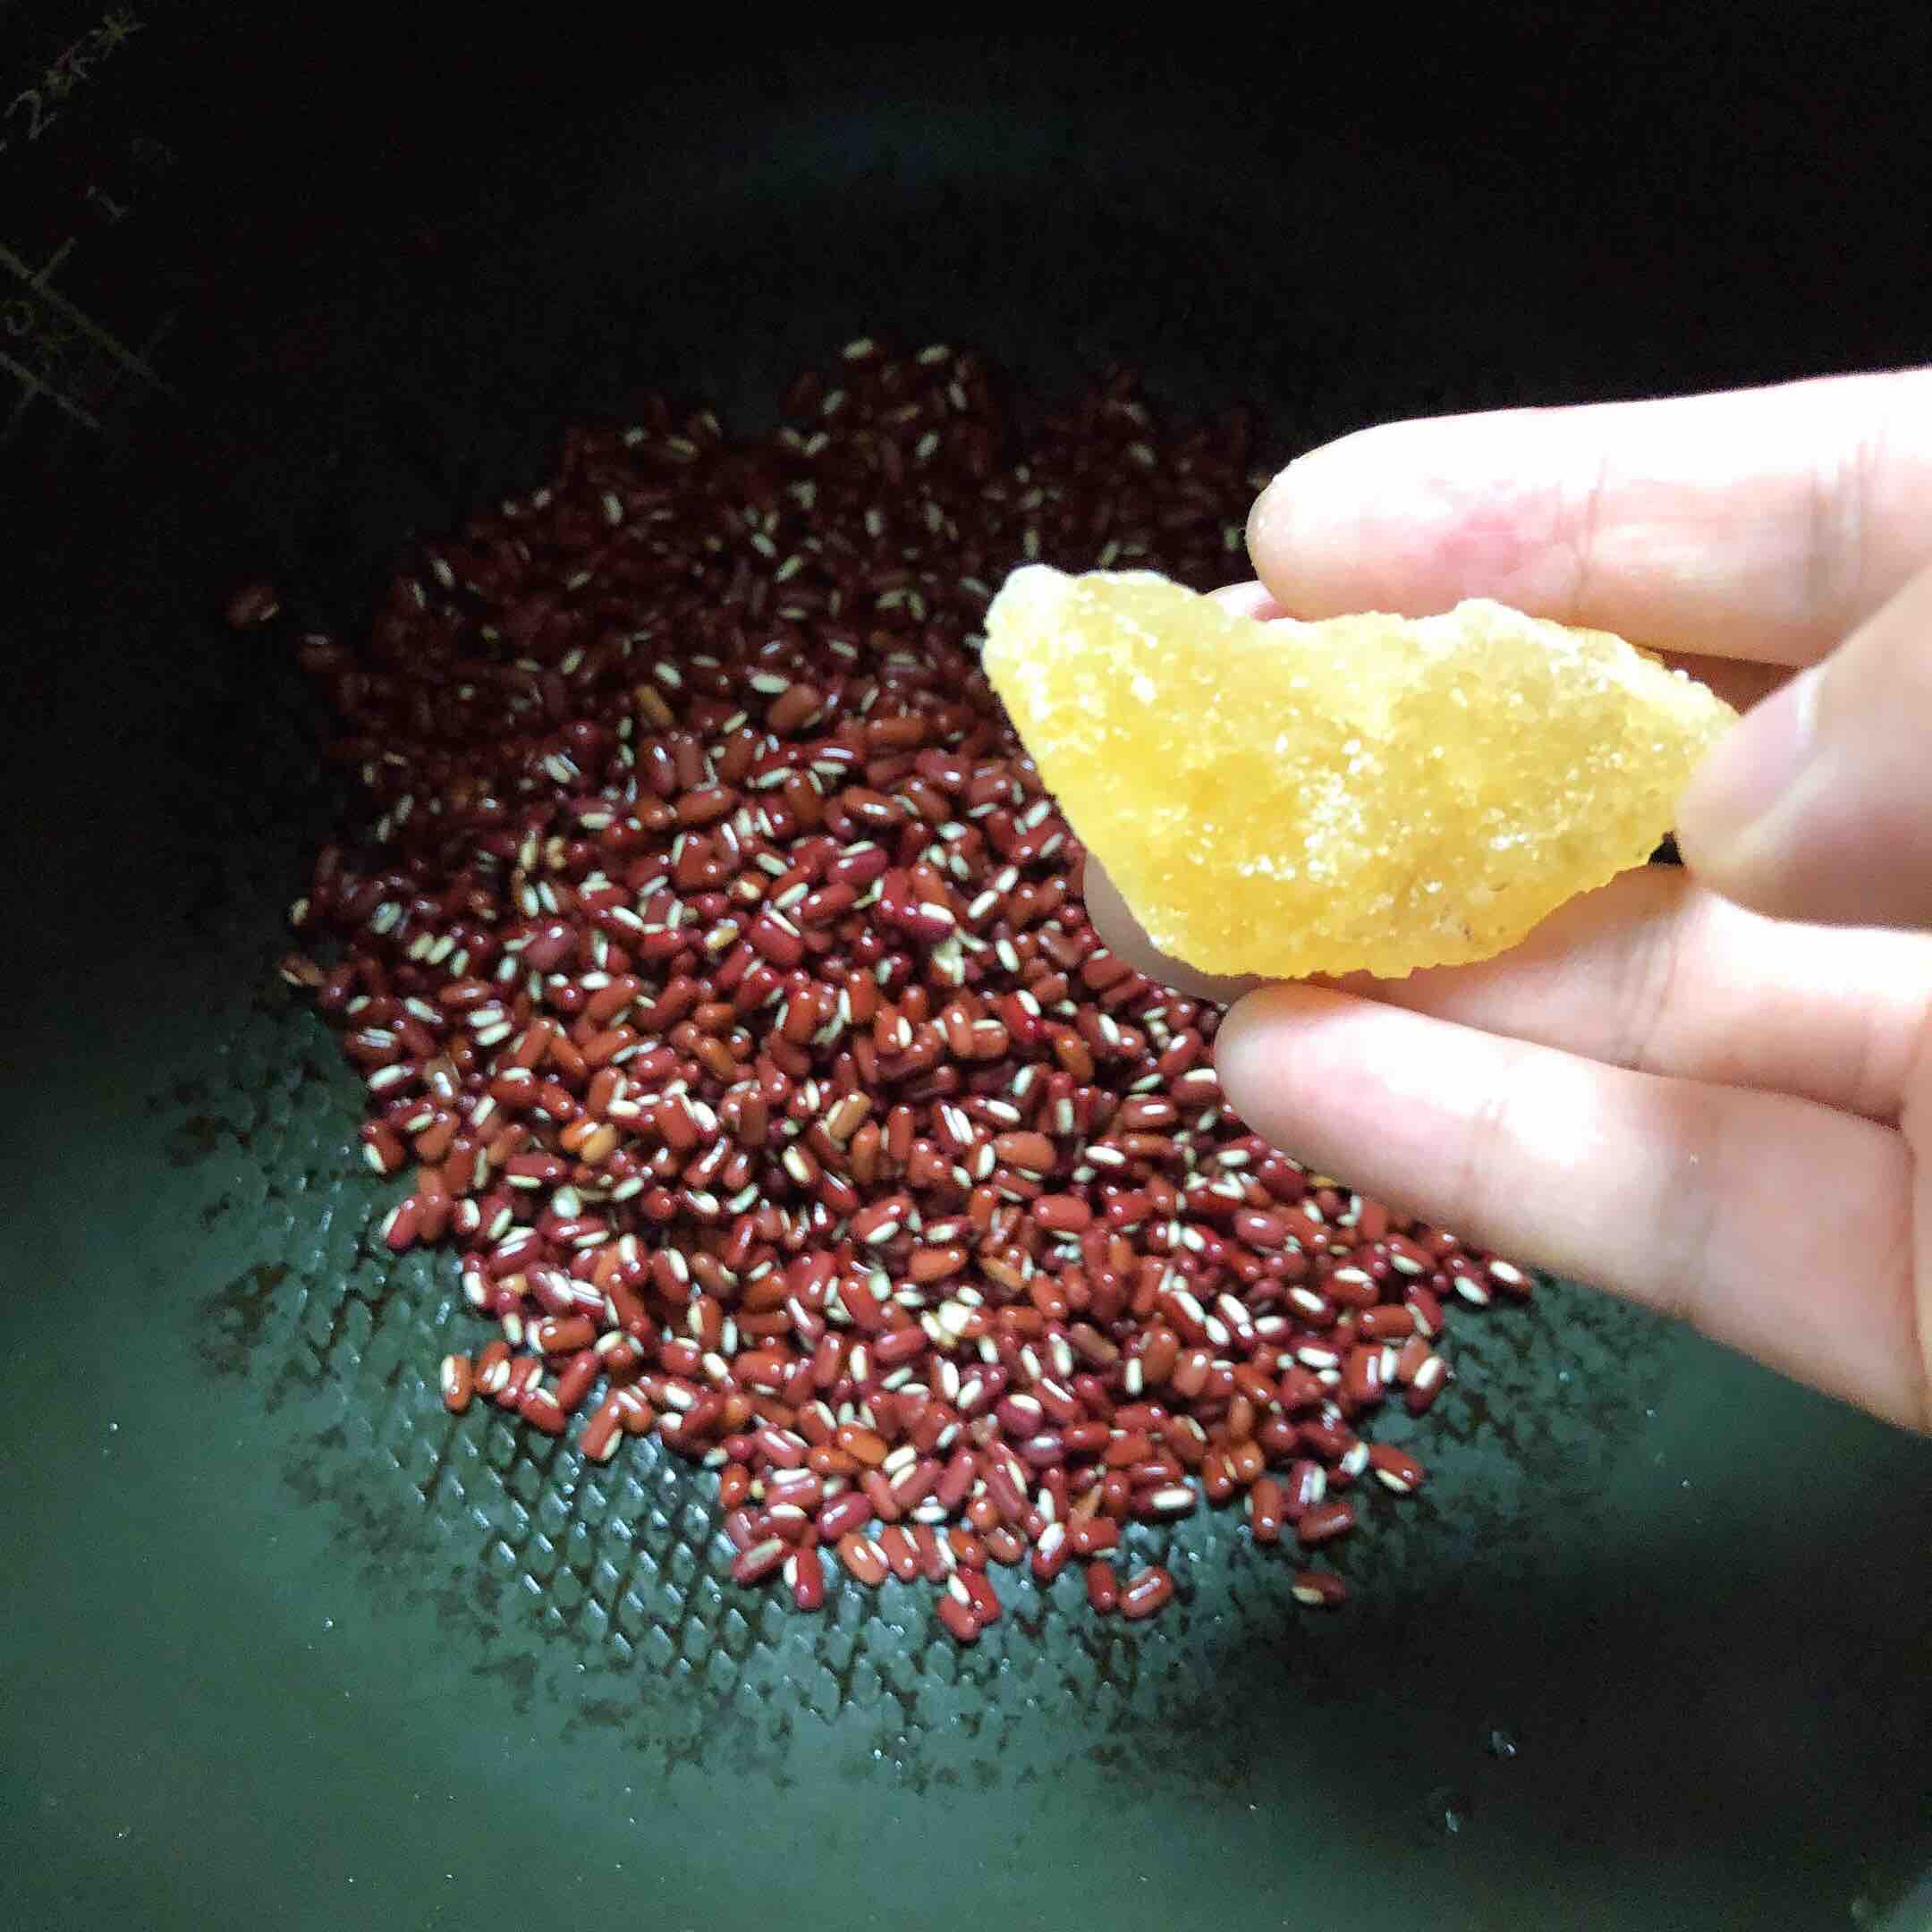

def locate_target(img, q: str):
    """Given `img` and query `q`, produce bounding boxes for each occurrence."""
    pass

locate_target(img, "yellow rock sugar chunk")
[983,566,1737,979]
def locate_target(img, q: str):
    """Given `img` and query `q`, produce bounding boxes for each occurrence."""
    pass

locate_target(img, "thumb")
[1677,558,1932,929]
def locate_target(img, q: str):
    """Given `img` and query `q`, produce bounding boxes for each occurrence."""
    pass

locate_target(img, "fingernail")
[1676,665,1821,863]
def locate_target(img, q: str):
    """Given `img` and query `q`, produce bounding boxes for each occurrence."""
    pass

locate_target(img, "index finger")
[1247,369,1932,665]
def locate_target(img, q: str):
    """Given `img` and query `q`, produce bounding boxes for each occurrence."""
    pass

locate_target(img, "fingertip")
[1246,430,1403,618]
[1245,453,1318,609]
[1213,981,1352,1139]
[1673,667,1818,906]
[1082,858,1258,1004]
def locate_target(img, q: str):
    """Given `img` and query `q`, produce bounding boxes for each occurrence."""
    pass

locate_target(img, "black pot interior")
[7,13,1932,1931]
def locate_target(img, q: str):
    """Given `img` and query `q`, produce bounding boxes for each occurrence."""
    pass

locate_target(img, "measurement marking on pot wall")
[0,9,145,161]
[0,6,182,445]
[0,233,177,442]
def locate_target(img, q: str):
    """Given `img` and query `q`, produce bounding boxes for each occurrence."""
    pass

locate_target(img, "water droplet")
[1427,1784,1474,1835]
[1485,1727,1518,1759]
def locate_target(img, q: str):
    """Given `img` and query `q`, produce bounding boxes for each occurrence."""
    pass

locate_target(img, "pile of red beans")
[281,339,1530,1640]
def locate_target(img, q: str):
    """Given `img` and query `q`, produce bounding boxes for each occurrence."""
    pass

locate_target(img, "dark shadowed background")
[4,8,1930,1929]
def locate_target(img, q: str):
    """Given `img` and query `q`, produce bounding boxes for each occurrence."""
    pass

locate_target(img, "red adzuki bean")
[1296,1499,1357,1546]
[936,1590,981,1644]
[226,580,282,630]
[439,1353,473,1414]
[286,338,1521,1647]
[1118,1566,1174,1621]
[1086,1560,1121,1614]
[1290,1569,1349,1607]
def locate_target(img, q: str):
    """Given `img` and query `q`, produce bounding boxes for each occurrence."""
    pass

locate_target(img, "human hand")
[1089,370,1932,1429]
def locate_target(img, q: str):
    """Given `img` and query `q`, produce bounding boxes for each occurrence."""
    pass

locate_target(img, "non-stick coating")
[6,21,1932,1931]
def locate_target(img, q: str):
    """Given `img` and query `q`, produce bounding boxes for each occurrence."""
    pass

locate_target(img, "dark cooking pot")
[6,13,1931,1929]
